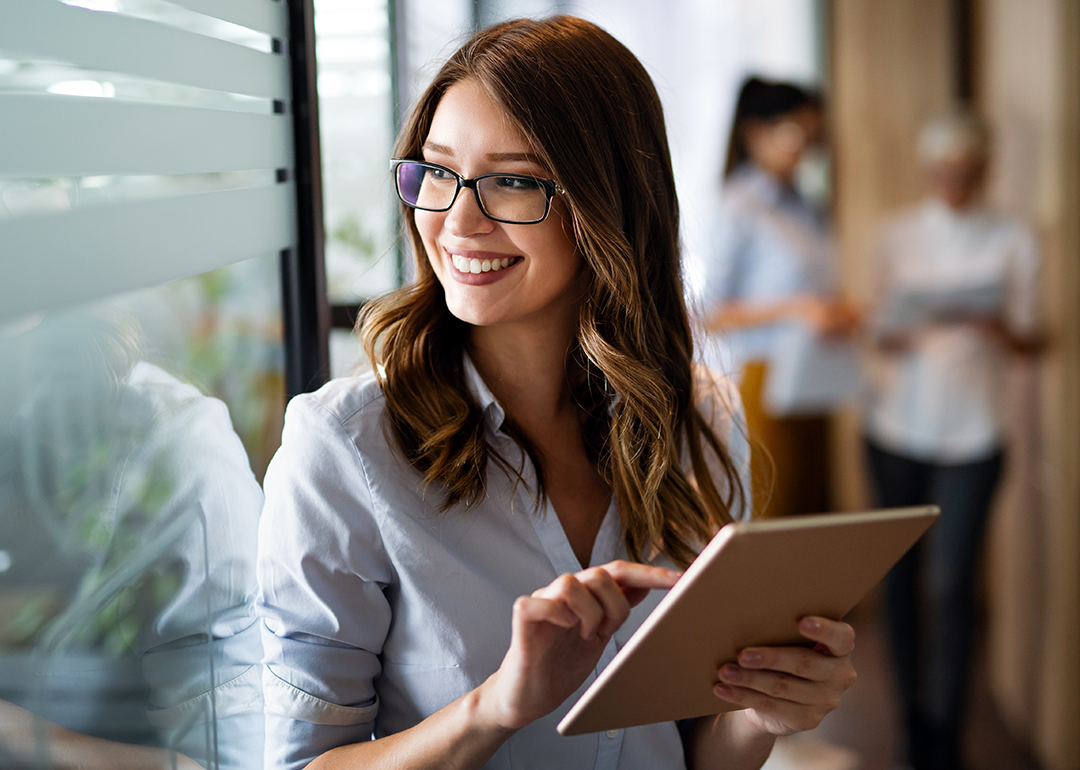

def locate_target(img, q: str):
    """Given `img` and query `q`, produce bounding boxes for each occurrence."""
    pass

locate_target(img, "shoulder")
[261,372,397,571]
[289,369,385,425]
[281,370,389,452]
[719,175,767,219]
[265,371,400,514]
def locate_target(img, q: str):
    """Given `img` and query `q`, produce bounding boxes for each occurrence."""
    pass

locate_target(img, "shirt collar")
[923,196,991,228]
[462,353,507,434]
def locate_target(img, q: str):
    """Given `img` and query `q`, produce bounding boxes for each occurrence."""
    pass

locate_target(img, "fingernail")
[720,665,742,682]
[801,617,821,633]
[714,683,733,698]
[740,649,763,666]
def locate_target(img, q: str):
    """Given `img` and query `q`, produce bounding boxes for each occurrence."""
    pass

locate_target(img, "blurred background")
[0,1,1076,768]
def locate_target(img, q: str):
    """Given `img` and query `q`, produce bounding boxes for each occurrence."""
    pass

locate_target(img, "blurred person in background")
[863,109,1043,770]
[701,76,859,518]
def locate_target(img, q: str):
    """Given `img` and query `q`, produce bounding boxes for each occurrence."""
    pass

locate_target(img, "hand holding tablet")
[557,506,939,736]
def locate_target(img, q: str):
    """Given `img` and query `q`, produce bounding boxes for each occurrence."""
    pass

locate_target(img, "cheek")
[414,212,442,259]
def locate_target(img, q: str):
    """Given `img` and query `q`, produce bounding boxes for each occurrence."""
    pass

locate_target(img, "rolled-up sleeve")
[256,395,394,769]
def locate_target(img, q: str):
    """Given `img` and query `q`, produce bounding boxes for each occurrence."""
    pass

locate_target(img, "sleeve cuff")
[262,665,379,726]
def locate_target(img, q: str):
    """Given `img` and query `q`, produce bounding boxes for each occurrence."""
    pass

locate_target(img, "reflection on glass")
[0,258,282,768]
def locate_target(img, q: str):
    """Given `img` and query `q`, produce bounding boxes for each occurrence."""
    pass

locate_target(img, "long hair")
[723,76,821,178]
[360,16,745,568]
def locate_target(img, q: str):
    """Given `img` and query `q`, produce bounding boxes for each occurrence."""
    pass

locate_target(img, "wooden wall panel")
[830,2,1080,768]
[979,1,1080,767]
[828,0,954,512]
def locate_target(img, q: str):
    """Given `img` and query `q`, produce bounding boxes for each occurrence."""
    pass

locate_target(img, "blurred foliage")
[332,212,378,261]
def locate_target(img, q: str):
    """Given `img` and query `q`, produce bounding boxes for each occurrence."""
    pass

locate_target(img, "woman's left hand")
[712,616,857,736]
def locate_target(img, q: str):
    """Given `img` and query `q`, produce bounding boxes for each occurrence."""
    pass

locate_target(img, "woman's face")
[414,78,583,332]
[925,153,986,210]
[743,104,821,183]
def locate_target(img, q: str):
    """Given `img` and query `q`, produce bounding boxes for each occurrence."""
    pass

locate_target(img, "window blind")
[0,0,297,323]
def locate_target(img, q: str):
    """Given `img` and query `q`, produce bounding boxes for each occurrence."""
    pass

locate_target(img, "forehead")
[425,79,533,156]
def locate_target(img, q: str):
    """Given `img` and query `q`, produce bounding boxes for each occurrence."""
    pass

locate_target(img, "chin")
[444,300,506,328]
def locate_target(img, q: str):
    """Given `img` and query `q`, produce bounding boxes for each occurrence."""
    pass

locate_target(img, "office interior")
[0,1,1076,769]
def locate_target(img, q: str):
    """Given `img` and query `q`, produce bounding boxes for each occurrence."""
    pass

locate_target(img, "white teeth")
[449,253,516,274]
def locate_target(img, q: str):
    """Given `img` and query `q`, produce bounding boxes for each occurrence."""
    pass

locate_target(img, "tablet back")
[557,506,939,736]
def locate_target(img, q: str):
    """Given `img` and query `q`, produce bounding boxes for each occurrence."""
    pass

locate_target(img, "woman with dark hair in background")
[257,19,857,770]
[702,76,859,518]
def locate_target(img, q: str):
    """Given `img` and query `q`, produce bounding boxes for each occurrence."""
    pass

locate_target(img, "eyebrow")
[422,143,545,166]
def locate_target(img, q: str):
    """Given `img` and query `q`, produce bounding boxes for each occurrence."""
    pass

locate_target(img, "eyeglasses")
[391,159,563,225]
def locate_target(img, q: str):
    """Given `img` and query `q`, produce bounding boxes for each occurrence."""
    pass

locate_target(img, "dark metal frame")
[283,0,331,397]
[390,159,562,225]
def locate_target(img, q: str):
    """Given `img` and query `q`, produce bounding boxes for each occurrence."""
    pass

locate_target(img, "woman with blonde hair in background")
[864,109,1043,770]
[257,17,858,770]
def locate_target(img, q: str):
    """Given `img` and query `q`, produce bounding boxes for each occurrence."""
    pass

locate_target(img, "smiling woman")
[256,15,858,770]
[411,78,581,330]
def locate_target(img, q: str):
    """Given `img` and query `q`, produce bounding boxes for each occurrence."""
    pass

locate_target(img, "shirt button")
[605,729,620,739]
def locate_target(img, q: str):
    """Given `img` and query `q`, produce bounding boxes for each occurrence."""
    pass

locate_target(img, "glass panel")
[329,327,365,380]
[315,0,399,305]
[0,255,281,768]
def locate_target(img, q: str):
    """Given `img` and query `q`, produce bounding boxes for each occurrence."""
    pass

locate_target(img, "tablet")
[556,505,939,736]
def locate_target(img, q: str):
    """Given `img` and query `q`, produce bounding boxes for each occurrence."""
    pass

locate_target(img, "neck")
[468,314,580,433]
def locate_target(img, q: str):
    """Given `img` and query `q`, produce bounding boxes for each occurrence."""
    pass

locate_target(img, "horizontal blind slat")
[0,0,290,99]
[0,184,297,322]
[0,95,293,177]
[167,0,288,39]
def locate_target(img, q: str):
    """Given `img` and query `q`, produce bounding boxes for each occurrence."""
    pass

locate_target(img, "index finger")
[591,561,681,600]
[798,616,856,658]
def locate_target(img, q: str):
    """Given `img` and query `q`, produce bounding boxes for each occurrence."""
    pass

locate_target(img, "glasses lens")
[476,176,549,223]
[396,162,457,210]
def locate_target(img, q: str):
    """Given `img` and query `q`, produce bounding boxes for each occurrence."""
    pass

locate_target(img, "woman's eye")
[428,167,456,181]
[494,176,541,192]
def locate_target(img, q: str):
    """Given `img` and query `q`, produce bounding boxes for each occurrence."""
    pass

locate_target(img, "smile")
[450,253,521,274]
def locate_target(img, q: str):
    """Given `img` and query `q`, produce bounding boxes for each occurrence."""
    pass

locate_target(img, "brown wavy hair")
[360,15,745,568]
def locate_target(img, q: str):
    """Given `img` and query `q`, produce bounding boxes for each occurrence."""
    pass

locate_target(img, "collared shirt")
[256,358,749,770]
[864,198,1041,461]
[701,164,836,374]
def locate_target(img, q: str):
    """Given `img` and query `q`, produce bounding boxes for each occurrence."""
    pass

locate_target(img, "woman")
[257,18,856,770]
[702,77,858,518]
[864,110,1042,770]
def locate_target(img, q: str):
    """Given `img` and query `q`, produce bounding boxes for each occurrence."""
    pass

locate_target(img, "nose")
[443,185,494,237]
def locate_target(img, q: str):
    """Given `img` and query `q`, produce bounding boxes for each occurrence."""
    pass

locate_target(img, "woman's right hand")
[476,561,681,732]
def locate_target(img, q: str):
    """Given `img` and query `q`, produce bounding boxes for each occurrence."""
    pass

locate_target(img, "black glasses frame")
[390,159,563,225]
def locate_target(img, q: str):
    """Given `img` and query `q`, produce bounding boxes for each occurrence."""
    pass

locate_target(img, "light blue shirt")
[702,165,836,372]
[256,358,749,770]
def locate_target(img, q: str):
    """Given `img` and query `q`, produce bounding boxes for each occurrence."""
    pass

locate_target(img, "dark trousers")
[864,439,1004,770]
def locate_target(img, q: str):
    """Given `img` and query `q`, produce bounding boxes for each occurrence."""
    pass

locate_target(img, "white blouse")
[864,199,1041,461]
[256,358,749,770]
